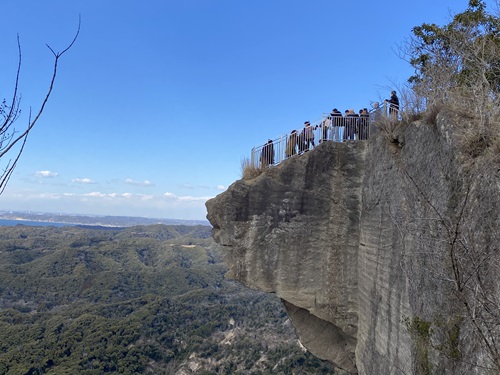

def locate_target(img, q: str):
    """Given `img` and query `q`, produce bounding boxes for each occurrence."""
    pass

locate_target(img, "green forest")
[0,224,336,374]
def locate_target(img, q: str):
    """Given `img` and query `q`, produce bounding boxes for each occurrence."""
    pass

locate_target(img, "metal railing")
[251,103,393,168]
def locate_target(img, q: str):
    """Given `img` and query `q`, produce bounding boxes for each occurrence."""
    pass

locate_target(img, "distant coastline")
[0,218,74,227]
[0,211,210,228]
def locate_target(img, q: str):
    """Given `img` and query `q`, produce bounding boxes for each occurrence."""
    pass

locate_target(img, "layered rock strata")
[208,141,365,372]
[206,113,499,374]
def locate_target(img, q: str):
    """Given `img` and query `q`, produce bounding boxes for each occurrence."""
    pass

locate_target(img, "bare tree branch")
[0,15,80,193]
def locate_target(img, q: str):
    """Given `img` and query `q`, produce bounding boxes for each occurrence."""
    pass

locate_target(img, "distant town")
[0,211,210,228]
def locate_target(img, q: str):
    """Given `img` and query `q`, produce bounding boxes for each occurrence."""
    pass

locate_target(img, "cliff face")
[206,112,500,374]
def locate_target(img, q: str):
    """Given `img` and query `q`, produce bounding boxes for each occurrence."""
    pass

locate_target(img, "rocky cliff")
[206,111,500,375]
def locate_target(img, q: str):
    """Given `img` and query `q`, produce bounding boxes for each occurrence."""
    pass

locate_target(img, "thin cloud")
[217,185,226,190]
[125,178,154,186]
[177,195,213,202]
[181,184,212,190]
[85,192,107,198]
[72,178,96,184]
[163,192,211,202]
[82,192,153,200]
[34,171,58,178]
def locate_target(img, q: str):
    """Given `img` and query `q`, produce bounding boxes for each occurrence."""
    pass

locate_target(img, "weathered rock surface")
[206,112,500,374]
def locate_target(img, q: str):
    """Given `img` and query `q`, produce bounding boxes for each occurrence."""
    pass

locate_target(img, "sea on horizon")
[0,219,75,228]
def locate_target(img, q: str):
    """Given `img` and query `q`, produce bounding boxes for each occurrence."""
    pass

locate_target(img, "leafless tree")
[0,18,80,194]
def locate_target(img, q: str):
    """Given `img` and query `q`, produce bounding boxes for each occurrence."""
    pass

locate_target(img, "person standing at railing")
[304,121,315,150]
[321,115,331,142]
[260,139,274,167]
[285,130,298,158]
[343,110,349,141]
[358,108,370,140]
[371,102,383,123]
[345,109,358,140]
[385,90,399,120]
[331,109,343,142]
[297,127,306,154]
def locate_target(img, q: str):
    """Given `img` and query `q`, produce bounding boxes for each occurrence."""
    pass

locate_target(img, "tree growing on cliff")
[403,0,500,120]
[0,20,79,195]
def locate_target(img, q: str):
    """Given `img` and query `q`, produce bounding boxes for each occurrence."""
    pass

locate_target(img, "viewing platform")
[251,103,392,169]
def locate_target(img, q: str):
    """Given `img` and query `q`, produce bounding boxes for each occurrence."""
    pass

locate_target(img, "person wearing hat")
[303,121,315,151]
[285,130,298,158]
[260,139,274,167]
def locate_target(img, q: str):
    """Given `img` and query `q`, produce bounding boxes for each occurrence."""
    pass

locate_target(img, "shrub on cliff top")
[241,157,263,180]
[404,0,500,112]
[400,0,500,159]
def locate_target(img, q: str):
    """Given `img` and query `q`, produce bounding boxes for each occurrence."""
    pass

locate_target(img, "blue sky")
[0,0,494,220]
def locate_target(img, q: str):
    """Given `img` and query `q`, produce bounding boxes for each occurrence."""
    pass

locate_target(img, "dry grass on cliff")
[372,114,405,145]
[380,83,500,164]
[456,118,500,161]
[241,157,263,180]
[426,102,500,164]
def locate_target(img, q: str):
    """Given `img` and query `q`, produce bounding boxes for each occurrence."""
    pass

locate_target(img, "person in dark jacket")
[260,139,274,167]
[297,128,305,154]
[345,109,358,140]
[304,121,316,151]
[358,108,370,140]
[386,90,399,120]
[331,108,343,141]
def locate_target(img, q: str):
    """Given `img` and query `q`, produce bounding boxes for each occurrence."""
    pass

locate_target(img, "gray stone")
[206,111,500,374]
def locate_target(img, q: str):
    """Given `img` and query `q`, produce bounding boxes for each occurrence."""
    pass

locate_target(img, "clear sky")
[0,0,495,220]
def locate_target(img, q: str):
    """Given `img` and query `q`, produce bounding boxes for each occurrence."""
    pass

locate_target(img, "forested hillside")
[0,224,336,374]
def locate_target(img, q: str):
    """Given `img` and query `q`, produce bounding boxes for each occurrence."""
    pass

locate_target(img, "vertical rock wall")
[206,113,500,374]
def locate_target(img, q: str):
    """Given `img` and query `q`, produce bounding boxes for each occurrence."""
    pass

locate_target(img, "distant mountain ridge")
[0,211,210,228]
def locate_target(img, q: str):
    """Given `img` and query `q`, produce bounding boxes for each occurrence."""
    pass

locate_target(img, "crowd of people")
[259,91,400,167]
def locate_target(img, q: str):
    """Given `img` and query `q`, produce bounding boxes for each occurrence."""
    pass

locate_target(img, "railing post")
[279,135,284,164]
